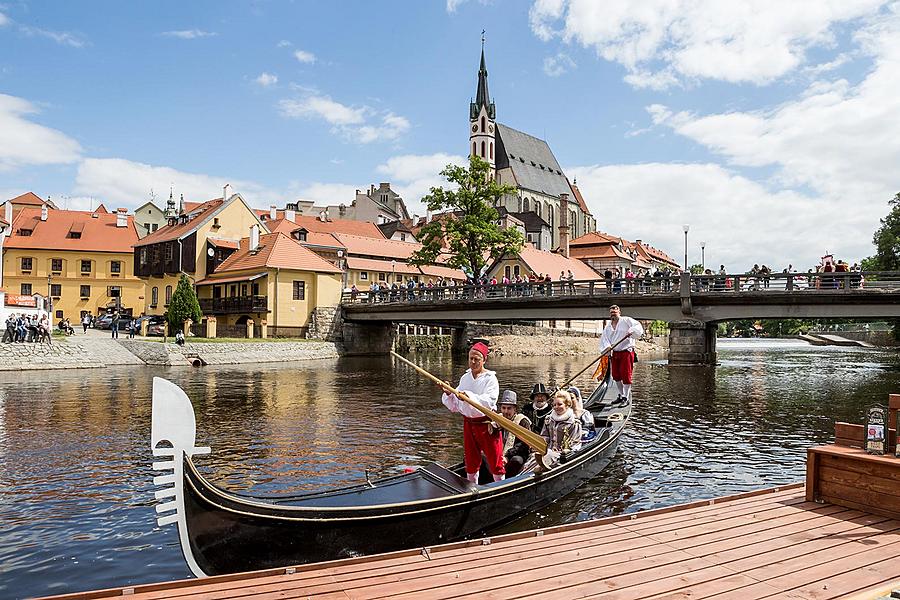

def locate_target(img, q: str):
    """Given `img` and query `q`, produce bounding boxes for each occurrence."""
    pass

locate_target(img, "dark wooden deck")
[42,483,900,600]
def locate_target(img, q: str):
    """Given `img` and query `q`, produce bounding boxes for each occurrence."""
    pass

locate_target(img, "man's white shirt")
[600,317,644,352]
[442,368,499,418]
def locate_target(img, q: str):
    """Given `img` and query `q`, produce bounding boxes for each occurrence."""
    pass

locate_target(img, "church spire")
[471,33,495,120]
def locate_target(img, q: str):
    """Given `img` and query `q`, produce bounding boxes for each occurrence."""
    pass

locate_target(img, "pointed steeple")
[470,35,496,120]
[165,188,176,218]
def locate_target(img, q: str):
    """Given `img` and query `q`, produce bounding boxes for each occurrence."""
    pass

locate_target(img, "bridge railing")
[339,271,900,305]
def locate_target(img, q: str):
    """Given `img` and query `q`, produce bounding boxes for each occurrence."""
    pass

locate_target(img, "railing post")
[589,281,595,296]
[786,274,793,292]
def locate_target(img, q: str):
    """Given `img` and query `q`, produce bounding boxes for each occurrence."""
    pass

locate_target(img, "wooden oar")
[557,332,632,390]
[390,351,548,456]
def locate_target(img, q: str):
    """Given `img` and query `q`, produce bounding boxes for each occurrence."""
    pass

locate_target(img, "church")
[469,46,597,250]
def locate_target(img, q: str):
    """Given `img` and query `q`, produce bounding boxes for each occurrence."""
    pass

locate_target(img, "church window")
[481,141,485,157]
[489,142,493,160]
[548,209,553,228]
[472,142,476,156]
[523,198,530,212]
[481,116,486,132]
[516,197,522,212]
[535,203,541,218]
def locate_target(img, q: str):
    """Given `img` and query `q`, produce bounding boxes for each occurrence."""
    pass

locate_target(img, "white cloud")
[529,0,887,87]
[0,94,82,170]
[569,162,873,271]
[19,24,86,48]
[0,12,9,27]
[278,93,411,144]
[543,52,576,77]
[161,30,217,39]
[74,158,280,211]
[254,72,278,87]
[277,40,291,48]
[293,49,316,64]
[376,152,467,214]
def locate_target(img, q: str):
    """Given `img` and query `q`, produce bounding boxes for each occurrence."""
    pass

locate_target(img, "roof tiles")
[213,232,342,274]
[4,207,139,253]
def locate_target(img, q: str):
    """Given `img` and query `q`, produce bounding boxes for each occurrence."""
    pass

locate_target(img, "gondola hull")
[151,370,628,576]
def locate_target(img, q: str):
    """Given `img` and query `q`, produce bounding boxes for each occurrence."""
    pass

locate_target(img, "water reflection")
[0,339,898,598]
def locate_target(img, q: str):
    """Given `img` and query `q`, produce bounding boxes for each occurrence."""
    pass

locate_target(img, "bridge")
[340,272,900,364]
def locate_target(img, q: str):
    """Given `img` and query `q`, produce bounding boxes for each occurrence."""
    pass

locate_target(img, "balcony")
[199,295,268,315]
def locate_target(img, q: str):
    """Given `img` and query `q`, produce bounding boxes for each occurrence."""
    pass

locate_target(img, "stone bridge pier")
[341,321,397,355]
[668,319,717,366]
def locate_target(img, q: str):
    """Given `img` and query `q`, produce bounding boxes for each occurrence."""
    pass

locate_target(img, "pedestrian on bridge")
[600,305,644,404]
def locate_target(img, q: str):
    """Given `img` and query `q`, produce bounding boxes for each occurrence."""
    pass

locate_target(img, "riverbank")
[487,334,663,357]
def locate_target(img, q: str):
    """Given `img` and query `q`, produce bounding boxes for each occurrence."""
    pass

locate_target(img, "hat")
[470,341,489,359]
[530,383,549,399]
[499,390,518,406]
[567,386,582,401]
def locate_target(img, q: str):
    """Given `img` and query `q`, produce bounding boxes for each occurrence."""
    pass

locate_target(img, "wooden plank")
[818,451,900,483]
[806,448,819,501]
[819,479,900,518]
[818,464,900,499]
[834,422,865,446]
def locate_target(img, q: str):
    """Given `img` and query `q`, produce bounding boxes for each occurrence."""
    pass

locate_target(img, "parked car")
[94,313,134,330]
[132,315,167,336]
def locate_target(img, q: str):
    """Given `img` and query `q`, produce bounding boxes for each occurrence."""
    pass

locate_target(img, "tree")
[868,192,900,271]
[168,274,202,332]
[409,156,524,280]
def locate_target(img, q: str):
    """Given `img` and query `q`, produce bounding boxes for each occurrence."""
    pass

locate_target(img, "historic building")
[133,199,167,238]
[468,47,597,249]
[1,200,142,321]
[569,231,680,274]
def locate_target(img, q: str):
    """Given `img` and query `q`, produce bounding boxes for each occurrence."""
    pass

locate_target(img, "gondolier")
[441,342,505,483]
[600,305,644,403]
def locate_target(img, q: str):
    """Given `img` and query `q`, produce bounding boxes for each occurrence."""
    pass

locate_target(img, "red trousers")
[611,350,635,384]
[463,418,505,475]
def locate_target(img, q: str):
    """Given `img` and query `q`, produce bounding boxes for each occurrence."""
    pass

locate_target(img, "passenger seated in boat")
[522,383,552,435]
[541,390,582,455]
[567,386,595,431]
[497,390,531,478]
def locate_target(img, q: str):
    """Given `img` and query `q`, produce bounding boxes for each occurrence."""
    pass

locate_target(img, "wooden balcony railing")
[199,295,268,314]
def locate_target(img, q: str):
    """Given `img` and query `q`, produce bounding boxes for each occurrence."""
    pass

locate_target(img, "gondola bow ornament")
[150,377,210,578]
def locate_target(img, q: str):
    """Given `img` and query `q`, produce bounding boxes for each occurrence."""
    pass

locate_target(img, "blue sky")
[2,0,899,270]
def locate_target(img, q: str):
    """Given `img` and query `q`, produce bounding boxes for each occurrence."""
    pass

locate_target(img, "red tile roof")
[569,182,592,216]
[213,232,342,274]
[344,257,465,280]
[508,246,600,280]
[4,208,139,253]
[7,192,47,207]
[569,244,634,261]
[289,215,385,238]
[208,238,240,249]
[195,272,267,286]
[134,198,224,247]
[332,233,424,260]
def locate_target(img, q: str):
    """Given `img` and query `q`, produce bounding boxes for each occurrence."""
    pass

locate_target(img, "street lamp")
[47,273,53,318]
[700,241,706,271]
[391,260,396,284]
[682,224,690,272]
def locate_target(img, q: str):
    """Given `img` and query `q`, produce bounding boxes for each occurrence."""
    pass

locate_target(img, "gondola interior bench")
[806,393,900,519]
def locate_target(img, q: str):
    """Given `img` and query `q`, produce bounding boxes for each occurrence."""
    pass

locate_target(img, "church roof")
[470,47,495,120]
[496,207,549,233]
[495,124,573,199]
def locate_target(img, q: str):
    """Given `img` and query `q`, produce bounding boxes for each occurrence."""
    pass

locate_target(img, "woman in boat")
[541,390,583,455]
[522,383,553,435]
[441,342,505,483]
[567,386,595,432]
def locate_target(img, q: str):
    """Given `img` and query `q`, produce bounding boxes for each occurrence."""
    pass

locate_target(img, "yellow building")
[132,190,267,316]
[1,203,143,321]
[194,230,343,336]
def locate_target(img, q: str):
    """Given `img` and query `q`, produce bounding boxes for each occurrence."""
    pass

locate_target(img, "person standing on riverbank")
[600,305,644,403]
[440,342,504,483]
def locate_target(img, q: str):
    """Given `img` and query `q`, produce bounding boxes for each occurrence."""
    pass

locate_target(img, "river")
[0,339,898,598]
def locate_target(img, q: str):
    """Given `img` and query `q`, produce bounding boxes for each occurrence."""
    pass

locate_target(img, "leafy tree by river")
[168,274,202,332]
[861,191,900,340]
[409,156,524,280]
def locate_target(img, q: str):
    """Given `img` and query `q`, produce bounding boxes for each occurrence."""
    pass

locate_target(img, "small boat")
[151,367,628,577]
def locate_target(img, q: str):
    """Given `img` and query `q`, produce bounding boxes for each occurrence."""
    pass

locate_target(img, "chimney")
[40,204,48,221]
[116,208,128,228]
[285,208,296,222]
[558,193,570,258]
[250,224,260,251]
[635,239,642,247]
[5,200,12,226]
[369,184,375,196]
[269,205,277,220]
[223,183,232,201]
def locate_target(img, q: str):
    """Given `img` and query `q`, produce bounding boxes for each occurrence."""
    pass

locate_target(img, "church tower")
[469,41,496,174]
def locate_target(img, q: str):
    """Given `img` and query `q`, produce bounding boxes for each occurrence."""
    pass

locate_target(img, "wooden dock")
[43,482,900,600]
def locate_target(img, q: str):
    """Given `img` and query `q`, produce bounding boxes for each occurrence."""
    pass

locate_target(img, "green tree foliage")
[167,274,202,331]
[867,192,900,271]
[409,156,524,279]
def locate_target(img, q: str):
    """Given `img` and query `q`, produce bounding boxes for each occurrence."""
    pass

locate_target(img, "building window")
[378,273,386,282]
[400,233,406,242]
[110,261,121,274]
[108,286,121,299]
[67,231,81,239]
[251,282,259,295]
[18,229,32,236]
[21,257,32,271]
[472,142,476,156]
[229,285,236,297]
[212,286,221,299]
[140,248,148,265]
[144,223,151,234]
[50,284,62,297]
[360,272,368,281]
[151,223,158,232]
[165,245,173,261]
[293,281,305,300]
[481,141,485,157]
[514,265,520,277]
[51,258,63,272]
[165,285,173,305]
[523,198,530,212]
[481,115,486,132]
[504,266,511,278]
[490,142,493,160]
[151,286,158,306]
[81,260,92,273]
[240,284,247,296]
[20,283,32,295]
[80,285,91,298]
[55,310,63,319]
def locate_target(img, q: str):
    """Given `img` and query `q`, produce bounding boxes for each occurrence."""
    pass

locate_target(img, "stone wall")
[0,337,145,370]
[307,306,343,341]
[811,330,898,347]
[119,339,339,365]
[463,322,602,340]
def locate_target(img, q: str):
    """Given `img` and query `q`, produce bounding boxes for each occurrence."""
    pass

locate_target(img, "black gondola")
[150,367,628,577]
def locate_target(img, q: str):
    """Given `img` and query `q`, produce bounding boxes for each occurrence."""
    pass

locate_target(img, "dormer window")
[292,228,308,242]
[67,231,81,239]
[18,229,32,237]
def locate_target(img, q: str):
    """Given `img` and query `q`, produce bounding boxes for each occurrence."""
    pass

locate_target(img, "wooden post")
[260,319,268,339]
[183,319,192,337]
[140,318,149,336]
[246,318,254,339]
[206,316,216,339]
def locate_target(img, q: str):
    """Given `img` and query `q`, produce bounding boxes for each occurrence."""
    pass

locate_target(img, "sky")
[2,0,899,271]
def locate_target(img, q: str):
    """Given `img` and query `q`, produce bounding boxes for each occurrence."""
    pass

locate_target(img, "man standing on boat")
[600,304,644,403]
[441,342,505,483]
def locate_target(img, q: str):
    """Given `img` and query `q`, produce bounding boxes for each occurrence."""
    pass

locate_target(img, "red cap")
[470,342,489,359]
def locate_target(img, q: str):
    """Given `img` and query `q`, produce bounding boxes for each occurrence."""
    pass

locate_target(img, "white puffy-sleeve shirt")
[442,368,499,419]
[600,316,644,352]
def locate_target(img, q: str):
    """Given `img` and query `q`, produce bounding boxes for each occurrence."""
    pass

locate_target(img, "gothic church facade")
[469,47,596,249]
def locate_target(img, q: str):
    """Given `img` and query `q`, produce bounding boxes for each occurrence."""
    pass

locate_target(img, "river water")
[0,339,898,598]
